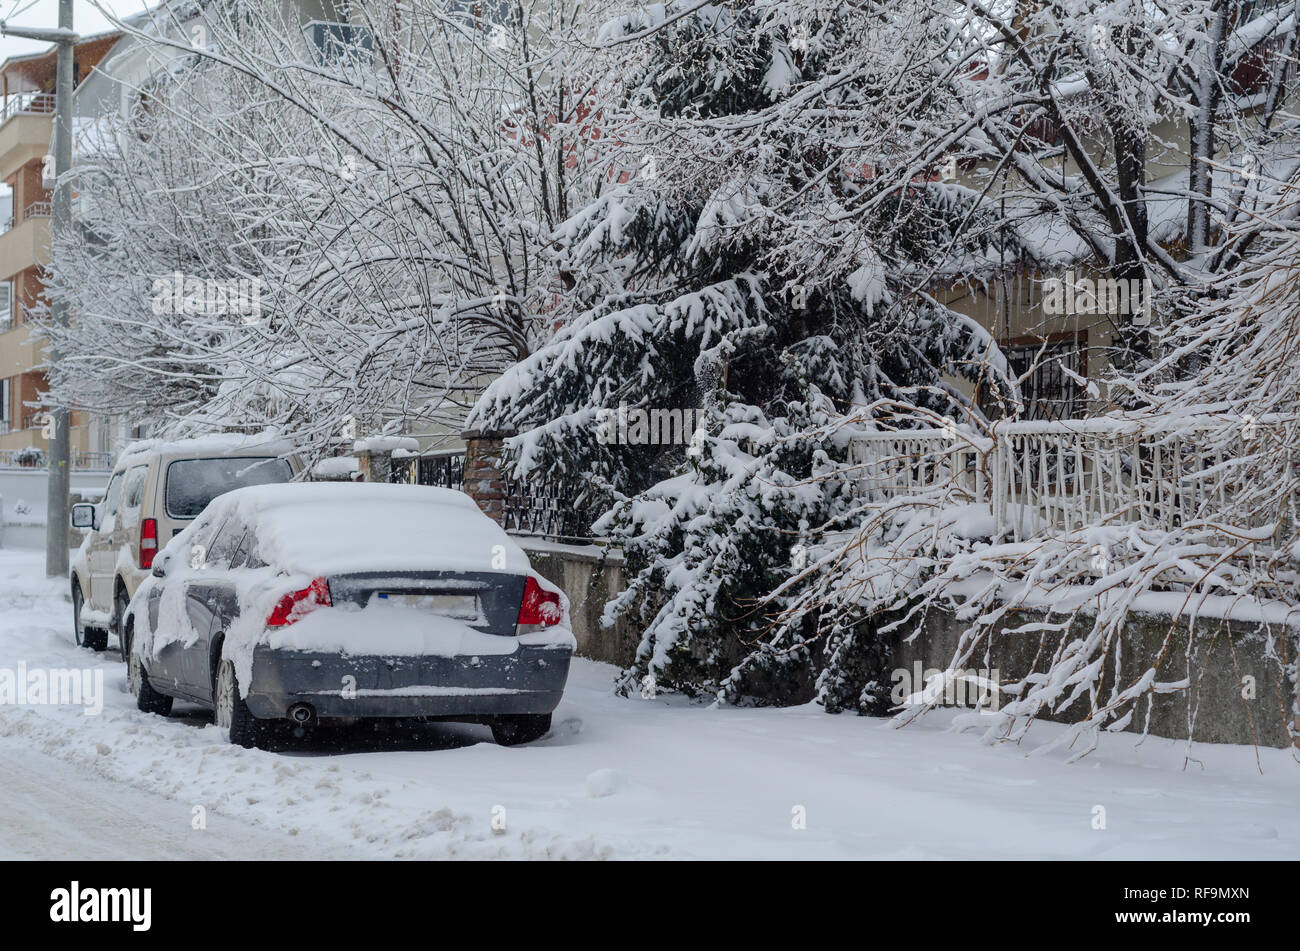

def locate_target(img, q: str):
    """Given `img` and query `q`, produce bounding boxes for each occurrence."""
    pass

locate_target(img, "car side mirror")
[152,551,172,578]
[71,503,96,531]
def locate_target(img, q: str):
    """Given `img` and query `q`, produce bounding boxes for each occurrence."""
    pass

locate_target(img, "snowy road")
[0,548,1296,859]
[0,737,354,859]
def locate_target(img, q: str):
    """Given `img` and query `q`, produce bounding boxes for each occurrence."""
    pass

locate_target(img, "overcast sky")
[0,1,147,63]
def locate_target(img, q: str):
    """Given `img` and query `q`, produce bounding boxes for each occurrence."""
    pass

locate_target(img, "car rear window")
[164,457,293,519]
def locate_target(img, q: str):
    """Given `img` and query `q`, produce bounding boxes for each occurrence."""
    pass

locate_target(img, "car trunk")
[325,571,527,637]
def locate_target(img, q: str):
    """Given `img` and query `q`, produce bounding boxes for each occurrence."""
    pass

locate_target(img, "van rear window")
[164,457,293,519]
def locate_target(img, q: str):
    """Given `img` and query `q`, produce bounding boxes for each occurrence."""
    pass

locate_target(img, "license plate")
[375,592,479,620]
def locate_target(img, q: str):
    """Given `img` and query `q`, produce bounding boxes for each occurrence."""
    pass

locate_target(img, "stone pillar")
[354,448,391,484]
[462,429,512,525]
[353,437,418,483]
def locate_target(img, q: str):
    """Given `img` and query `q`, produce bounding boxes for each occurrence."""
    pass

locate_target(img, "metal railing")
[0,448,115,470]
[388,449,466,491]
[2,202,53,237]
[0,448,45,468]
[0,91,54,124]
[72,450,115,471]
[847,415,1294,546]
[417,450,465,491]
[503,477,605,542]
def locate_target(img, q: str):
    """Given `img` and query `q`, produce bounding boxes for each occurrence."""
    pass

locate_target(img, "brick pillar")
[462,429,513,526]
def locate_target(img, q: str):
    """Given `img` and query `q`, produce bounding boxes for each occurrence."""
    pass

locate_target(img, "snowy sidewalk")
[0,548,1295,859]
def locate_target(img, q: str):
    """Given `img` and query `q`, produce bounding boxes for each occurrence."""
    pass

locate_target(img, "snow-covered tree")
[471,0,1017,708]
[46,0,615,454]
[751,0,1300,752]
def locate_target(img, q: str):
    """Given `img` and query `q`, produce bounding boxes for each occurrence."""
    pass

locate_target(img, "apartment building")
[0,31,120,466]
[0,0,359,468]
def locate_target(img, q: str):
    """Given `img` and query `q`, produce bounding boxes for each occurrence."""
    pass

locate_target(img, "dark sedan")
[124,482,574,749]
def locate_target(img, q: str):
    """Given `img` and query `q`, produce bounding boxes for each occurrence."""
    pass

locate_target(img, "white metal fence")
[847,415,1295,545]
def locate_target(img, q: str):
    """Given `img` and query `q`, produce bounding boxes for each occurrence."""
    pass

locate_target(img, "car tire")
[127,623,173,717]
[72,579,107,652]
[214,657,269,750]
[113,585,130,663]
[491,713,552,746]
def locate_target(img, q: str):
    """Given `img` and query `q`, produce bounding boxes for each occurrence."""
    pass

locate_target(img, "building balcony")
[0,319,42,378]
[0,422,104,464]
[0,212,50,281]
[0,93,52,181]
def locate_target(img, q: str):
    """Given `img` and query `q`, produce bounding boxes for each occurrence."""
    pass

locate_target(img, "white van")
[70,434,302,657]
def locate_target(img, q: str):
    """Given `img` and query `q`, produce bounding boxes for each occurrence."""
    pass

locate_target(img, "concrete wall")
[512,532,1297,747]
[517,539,636,667]
[892,608,1298,749]
[454,433,1298,747]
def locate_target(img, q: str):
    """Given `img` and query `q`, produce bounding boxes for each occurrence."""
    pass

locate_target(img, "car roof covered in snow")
[116,432,297,469]
[189,482,529,576]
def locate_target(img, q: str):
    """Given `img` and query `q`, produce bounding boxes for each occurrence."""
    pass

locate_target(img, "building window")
[451,1,514,24]
[1000,334,1088,421]
[303,20,373,64]
[0,378,10,433]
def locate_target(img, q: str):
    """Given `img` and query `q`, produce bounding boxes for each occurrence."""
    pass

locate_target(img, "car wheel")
[71,579,84,646]
[113,586,130,663]
[72,579,107,652]
[128,624,172,717]
[491,713,552,746]
[214,657,268,750]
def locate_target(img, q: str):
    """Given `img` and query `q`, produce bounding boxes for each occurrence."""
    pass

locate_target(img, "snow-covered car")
[123,482,575,749]
[69,434,303,658]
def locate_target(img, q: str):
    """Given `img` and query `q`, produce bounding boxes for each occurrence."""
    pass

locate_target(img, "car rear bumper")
[244,644,573,720]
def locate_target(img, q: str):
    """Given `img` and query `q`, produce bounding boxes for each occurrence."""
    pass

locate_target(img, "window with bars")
[1002,336,1088,421]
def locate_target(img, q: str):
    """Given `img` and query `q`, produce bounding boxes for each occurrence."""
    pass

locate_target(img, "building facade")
[0,32,120,467]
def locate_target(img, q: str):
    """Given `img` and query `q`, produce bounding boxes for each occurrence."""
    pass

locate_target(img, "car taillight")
[267,578,331,627]
[517,576,561,627]
[139,518,158,569]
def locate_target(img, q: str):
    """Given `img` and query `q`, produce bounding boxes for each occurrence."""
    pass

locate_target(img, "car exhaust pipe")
[288,703,316,726]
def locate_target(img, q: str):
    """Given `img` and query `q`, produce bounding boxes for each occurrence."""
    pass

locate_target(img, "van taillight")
[517,576,561,627]
[139,518,158,569]
[267,578,331,627]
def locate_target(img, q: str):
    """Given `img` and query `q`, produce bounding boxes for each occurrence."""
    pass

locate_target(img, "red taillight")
[267,578,331,627]
[517,576,561,627]
[139,518,158,569]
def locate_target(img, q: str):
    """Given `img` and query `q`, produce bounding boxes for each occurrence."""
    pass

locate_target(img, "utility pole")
[1,1,77,578]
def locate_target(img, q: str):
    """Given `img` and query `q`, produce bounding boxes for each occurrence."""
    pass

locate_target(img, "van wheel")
[72,579,107,652]
[113,585,130,663]
[128,624,172,717]
[215,658,269,750]
[491,713,552,746]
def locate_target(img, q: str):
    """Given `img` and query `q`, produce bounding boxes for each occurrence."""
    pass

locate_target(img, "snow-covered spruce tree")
[471,0,1016,709]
